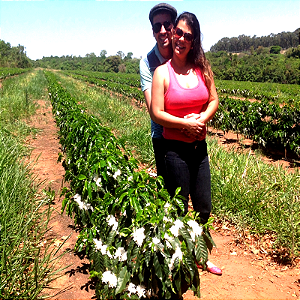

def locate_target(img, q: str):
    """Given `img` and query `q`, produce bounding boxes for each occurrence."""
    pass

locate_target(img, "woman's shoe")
[196,260,222,276]
[206,260,222,276]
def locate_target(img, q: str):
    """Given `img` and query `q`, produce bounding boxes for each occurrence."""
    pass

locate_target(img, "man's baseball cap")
[149,3,177,25]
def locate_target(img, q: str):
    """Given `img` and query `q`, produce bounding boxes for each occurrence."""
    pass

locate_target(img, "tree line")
[34,50,140,74]
[1,27,300,85]
[206,45,300,84]
[0,40,31,68]
[210,28,300,53]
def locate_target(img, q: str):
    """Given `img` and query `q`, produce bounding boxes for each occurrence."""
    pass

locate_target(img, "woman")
[150,12,221,275]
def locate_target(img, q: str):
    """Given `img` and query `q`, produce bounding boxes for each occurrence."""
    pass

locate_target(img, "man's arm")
[139,58,152,113]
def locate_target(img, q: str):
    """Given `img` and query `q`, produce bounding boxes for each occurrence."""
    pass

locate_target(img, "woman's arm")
[198,79,219,124]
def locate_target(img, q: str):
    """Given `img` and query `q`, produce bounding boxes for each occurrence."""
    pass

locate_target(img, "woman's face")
[172,19,193,58]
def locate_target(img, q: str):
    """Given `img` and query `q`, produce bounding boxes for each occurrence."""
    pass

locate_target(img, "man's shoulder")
[141,45,157,63]
[146,45,161,73]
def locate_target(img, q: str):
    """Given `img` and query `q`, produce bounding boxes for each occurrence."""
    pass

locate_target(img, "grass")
[54,71,300,261]
[0,69,65,298]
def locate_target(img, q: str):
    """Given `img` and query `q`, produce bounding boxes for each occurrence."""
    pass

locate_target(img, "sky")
[0,0,299,61]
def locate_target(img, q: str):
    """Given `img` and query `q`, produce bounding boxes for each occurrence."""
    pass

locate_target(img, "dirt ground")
[27,99,300,299]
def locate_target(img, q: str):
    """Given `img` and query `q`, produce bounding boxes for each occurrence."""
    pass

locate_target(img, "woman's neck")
[171,55,193,75]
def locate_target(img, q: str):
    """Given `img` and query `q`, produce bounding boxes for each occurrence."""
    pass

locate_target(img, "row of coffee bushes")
[62,70,145,105]
[44,71,213,299]
[212,96,300,157]
[0,67,32,79]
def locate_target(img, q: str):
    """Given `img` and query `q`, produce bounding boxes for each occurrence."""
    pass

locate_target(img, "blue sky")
[0,0,299,60]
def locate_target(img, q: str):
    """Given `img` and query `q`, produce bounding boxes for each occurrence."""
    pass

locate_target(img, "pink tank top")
[163,60,209,142]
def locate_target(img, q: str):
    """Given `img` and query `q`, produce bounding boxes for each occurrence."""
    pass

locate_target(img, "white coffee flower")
[83,202,94,211]
[164,202,170,213]
[93,174,102,187]
[73,194,84,209]
[127,282,136,296]
[174,219,184,229]
[163,216,172,223]
[168,246,183,270]
[187,220,203,239]
[113,169,121,179]
[169,219,184,237]
[93,238,102,250]
[136,285,146,298]
[132,227,145,247]
[152,237,160,245]
[102,270,117,288]
[107,215,118,231]
[170,225,179,237]
[74,194,82,203]
[114,247,127,262]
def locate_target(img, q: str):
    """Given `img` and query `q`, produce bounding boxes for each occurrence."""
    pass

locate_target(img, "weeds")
[0,70,65,298]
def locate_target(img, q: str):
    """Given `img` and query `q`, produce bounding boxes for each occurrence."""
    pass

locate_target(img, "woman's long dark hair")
[174,12,213,90]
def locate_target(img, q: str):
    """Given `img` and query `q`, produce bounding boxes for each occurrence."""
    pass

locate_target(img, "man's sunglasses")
[153,21,172,33]
[173,27,193,43]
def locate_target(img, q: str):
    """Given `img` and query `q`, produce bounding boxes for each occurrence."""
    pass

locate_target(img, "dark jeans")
[152,137,167,180]
[165,139,211,223]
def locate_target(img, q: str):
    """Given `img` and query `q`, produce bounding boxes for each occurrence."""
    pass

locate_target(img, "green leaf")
[78,174,87,180]
[153,252,163,281]
[195,235,208,265]
[115,266,130,295]
[179,226,194,253]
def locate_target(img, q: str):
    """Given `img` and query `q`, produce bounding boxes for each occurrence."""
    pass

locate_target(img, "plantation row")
[0,67,32,79]
[45,71,214,299]
[215,79,300,106]
[63,70,300,106]
[62,70,300,158]
[63,70,145,104]
[212,96,300,156]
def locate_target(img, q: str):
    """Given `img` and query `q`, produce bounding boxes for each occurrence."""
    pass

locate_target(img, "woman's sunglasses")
[173,27,193,43]
[153,21,172,33]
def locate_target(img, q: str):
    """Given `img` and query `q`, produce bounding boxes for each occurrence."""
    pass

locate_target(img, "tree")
[116,51,125,59]
[104,55,122,73]
[100,50,107,59]
[124,52,133,60]
[270,45,281,54]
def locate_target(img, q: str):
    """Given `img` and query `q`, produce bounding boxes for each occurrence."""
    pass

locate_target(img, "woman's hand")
[181,115,206,139]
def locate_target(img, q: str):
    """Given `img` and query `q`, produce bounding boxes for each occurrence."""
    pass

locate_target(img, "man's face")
[152,13,173,52]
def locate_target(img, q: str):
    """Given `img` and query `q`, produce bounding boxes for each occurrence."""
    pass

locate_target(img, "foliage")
[206,50,300,84]
[211,96,300,157]
[35,51,140,74]
[285,45,300,59]
[210,28,300,52]
[215,79,300,107]
[45,71,214,299]
[0,40,32,68]
[62,70,144,104]
[0,67,32,79]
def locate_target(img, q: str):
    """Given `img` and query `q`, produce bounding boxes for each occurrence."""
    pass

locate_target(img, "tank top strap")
[166,60,178,89]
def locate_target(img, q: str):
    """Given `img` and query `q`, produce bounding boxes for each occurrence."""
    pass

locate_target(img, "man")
[139,3,177,181]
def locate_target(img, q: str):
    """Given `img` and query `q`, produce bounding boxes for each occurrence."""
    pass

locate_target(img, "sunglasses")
[153,21,172,33]
[173,27,193,43]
